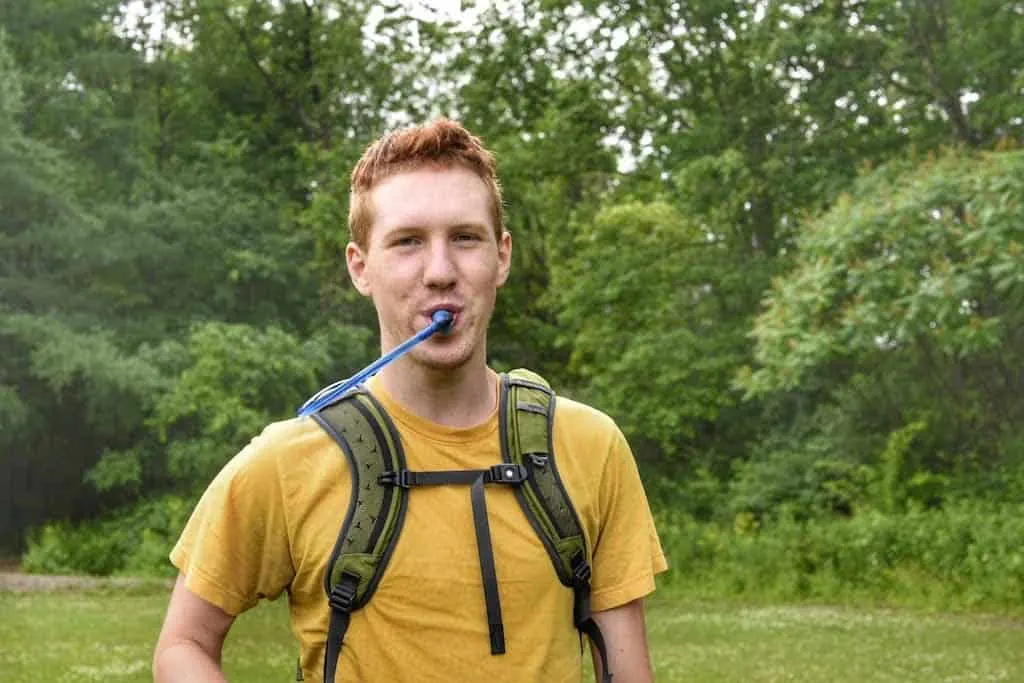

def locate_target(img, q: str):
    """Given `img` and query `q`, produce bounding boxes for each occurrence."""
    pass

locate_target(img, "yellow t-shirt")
[171,375,668,682]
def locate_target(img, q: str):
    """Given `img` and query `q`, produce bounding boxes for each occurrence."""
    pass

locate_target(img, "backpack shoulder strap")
[311,387,408,683]
[500,369,585,583]
[500,369,612,682]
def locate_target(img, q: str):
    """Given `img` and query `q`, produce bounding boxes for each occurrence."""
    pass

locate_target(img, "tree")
[553,201,748,460]
[742,149,1024,501]
[0,33,148,549]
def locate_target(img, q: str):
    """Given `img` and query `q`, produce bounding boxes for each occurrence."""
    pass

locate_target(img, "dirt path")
[0,571,171,593]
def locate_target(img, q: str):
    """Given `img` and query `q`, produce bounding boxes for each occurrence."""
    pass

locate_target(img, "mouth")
[424,306,461,332]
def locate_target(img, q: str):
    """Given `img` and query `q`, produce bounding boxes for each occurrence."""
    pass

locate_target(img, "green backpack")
[307,369,611,682]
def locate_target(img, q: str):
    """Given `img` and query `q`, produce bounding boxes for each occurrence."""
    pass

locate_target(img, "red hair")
[348,118,505,248]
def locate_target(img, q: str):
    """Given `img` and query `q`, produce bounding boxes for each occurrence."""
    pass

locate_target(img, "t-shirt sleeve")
[589,425,668,613]
[169,426,295,616]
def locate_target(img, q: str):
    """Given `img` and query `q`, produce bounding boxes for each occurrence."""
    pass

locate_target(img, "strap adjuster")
[328,572,359,612]
[378,470,413,488]
[571,552,592,584]
[527,453,549,468]
[488,463,528,485]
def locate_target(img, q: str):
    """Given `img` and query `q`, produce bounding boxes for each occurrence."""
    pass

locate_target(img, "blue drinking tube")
[297,310,455,417]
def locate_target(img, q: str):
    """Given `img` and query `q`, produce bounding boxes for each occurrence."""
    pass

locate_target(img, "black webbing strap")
[378,465,524,656]
[323,573,359,683]
[571,553,613,683]
[471,473,506,654]
[580,616,612,683]
[379,463,527,488]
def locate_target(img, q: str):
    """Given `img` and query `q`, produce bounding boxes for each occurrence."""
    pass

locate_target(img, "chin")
[414,345,477,372]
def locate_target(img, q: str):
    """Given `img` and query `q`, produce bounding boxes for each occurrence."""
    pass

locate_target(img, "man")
[154,118,667,682]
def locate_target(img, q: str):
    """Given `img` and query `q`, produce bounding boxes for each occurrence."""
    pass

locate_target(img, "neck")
[376,356,497,429]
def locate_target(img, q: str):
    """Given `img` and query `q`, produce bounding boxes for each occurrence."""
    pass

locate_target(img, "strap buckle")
[378,470,412,488]
[328,572,360,612]
[488,463,528,485]
[571,552,592,585]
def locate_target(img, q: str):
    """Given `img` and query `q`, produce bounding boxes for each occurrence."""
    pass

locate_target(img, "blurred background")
[1,0,1022,611]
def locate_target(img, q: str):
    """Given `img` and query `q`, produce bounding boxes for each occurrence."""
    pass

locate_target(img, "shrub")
[22,495,193,577]
[654,501,1024,613]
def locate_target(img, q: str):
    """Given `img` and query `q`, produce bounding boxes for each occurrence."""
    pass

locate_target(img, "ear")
[346,242,372,296]
[496,230,512,288]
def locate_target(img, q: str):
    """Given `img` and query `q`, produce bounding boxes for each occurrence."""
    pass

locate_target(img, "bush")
[22,495,193,577]
[654,501,1024,613]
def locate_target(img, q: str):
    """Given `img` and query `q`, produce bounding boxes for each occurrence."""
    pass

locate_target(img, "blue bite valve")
[432,309,454,333]
[296,309,455,417]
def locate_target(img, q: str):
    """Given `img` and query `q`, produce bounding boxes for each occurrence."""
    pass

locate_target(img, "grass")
[1,585,1022,682]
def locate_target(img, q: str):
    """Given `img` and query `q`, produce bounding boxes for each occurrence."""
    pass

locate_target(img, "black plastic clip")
[571,552,592,585]
[378,470,413,488]
[328,573,359,612]
[488,463,528,485]
[527,453,549,468]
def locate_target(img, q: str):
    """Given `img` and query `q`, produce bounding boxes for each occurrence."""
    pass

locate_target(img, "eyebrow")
[382,222,490,236]
[448,222,490,233]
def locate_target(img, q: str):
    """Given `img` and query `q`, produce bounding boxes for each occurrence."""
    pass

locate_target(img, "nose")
[423,240,457,289]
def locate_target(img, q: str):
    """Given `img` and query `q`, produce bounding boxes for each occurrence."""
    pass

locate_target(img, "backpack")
[307,369,611,683]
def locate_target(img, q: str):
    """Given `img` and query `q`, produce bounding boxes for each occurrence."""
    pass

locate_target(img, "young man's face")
[346,165,512,372]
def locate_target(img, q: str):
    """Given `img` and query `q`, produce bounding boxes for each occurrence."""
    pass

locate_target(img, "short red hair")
[348,118,505,249]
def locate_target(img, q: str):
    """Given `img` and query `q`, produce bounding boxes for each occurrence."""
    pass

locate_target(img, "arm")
[153,574,237,682]
[591,598,655,683]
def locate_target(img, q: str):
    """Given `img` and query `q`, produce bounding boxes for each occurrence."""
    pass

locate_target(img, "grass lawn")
[1,585,1022,682]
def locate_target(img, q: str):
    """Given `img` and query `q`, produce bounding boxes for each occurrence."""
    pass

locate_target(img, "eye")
[393,235,421,247]
[454,232,482,242]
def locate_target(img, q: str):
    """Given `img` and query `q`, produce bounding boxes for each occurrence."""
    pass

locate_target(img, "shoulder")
[552,394,626,452]
[550,394,646,502]
[214,416,338,489]
[549,394,633,496]
[250,416,334,456]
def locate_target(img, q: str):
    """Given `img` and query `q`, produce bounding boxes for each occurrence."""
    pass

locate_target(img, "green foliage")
[745,150,1024,394]
[84,448,144,494]
[0,28,20,121]
[657,501,1024,612]
[150,321,372,490]
[2,315,167,432]
[554,200,745,450]
[730,448,873,521]
[21,496,194,577]
[645,464,726,523]
[22,522,124,577]
[0,384,28,438]
[728,378,897,521]
[877,419,931,512]
[740,150,1024,505]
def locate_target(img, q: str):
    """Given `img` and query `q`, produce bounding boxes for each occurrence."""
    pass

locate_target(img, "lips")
[424,305,461,327]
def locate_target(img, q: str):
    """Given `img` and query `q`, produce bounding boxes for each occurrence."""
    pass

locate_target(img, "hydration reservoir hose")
[297,310,454,417]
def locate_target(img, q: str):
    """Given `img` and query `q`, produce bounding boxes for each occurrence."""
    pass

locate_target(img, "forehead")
[368,166,494,239]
